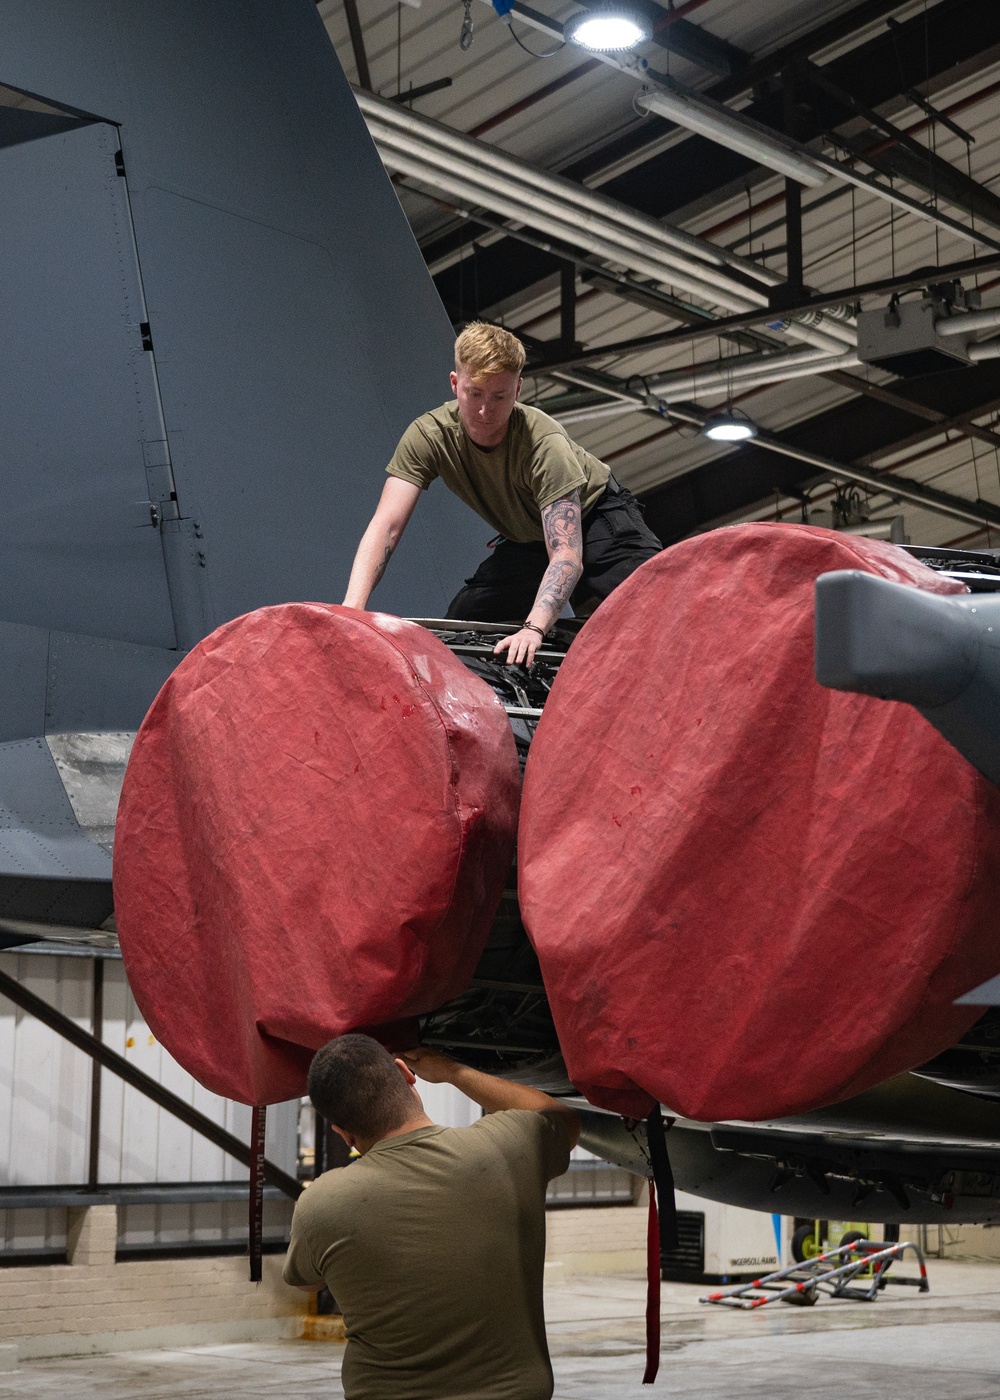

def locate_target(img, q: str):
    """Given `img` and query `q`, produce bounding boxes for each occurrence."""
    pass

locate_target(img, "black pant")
[446,482,662,623]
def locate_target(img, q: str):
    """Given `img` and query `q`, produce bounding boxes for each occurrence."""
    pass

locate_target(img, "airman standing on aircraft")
[343,322,662,665]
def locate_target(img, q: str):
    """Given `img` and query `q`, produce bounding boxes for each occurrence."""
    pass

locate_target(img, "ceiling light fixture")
[565,6,650,52]
[634,87,829,189]
[702,410,758,443]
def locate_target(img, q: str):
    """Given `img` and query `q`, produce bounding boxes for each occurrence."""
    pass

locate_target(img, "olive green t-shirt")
[387,401,610,543]
[283,1111,571,1400]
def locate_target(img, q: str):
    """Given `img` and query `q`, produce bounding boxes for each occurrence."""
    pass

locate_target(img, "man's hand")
[401,1045,580,1147]
[493,626,544,668]
[400,1046,462,1084]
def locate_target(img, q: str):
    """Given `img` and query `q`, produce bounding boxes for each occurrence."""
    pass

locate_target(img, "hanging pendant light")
[701,410,758,443]
[565,5,650,52]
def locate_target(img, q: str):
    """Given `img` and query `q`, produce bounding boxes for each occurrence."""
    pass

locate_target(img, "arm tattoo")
[373,543,393,585]
[536,558,579,615]
[541,491,583,554]
[533,491,583,620]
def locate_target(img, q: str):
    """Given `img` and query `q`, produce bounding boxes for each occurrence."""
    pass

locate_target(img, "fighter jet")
[3,0,1000,1240]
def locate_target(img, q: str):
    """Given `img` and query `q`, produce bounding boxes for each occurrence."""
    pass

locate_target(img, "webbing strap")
[642,1176,661,1385]
[646,1104,679,1253]
[249,1104,267,1283]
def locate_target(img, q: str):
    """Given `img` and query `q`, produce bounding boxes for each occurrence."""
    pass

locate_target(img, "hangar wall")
[0,950,299,1262]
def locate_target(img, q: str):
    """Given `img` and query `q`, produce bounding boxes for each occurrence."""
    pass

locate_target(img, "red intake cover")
[519,524,1000,1121]
[114,605,520,1105]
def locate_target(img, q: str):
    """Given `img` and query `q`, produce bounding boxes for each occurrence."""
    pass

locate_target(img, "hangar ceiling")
[317,0,1000,551]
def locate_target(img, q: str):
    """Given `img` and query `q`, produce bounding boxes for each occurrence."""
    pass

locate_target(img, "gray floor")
[3,1260,999,1397]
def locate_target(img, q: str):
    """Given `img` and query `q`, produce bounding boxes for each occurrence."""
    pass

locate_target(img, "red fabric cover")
[519,524,1000,1122]
[114,605,520,1106]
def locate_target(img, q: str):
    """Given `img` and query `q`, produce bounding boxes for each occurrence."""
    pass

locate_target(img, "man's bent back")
[283,1037,578,1400]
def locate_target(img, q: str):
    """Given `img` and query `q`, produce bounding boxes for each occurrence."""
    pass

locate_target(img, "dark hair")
[308,1034,416,1140]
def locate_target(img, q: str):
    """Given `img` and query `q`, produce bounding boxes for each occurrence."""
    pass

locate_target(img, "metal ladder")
[700,1238,929,1310]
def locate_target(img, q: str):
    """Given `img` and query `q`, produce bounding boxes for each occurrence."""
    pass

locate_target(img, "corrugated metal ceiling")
[318,0,1000,549]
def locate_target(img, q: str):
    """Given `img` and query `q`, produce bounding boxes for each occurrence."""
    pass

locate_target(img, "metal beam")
[526,251,1000,371]
[637,361,1000,543]
[751,431,1000,532]
[0,1181,290,1209]
[407,181,772,348]
[501,2,1000,252]
[799,59,1000,233]
[575,0,750,77]
[709,0,918,106]
[554,366,1000,532]
[560,263,576,348]
[0,967,303,1200]
[342,0,372,91]
[433,1,1000,319]
[392,77,453,106]
[87,958,103,1189]
[824,370,1000,453]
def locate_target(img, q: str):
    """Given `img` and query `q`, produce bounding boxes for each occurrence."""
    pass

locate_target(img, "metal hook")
[459,0,474,50]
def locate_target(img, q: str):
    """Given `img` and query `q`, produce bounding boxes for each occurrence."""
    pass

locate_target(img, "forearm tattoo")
[373,543,393,585]
[536,492,583,617]
[537,558,580,615]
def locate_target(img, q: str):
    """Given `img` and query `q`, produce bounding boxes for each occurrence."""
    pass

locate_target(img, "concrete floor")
[2,1260,999,1398]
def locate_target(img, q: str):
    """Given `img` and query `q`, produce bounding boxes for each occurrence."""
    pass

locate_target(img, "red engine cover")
[519,524,1000,1121]
[114,605,520,1105]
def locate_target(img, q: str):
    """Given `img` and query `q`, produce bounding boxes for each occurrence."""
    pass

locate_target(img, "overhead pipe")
[375,131,848,351]
[555,400,645,425]
[968,338,1000,362]
[370,124,749,310]
[937,306,1000,339]
[647,344,843,386]
[645,350,860,399]
[549,348,858,422]
[374,140,739,310]
[634,88,829,188]
[550,370,1000,533]
[364,109,854,354]
[359,89,771,286]
[359,91,857,350]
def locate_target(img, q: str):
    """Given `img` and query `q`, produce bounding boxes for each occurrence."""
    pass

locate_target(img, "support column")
[67,1204,117,1267]
[785,178,803,292]
[87,957,104,1189]
[560,262,577,348]
[783,67,805,295]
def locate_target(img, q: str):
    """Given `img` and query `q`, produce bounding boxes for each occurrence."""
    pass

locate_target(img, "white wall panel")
[0,950,299,1188]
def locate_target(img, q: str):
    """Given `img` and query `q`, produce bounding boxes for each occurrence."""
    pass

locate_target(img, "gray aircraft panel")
[958,975,1000,1005]
[0,1,492,933]
[0,120,177,646]
[0,624,50,743]
[0,0,487,631]
[44,630,180,736]
[138,188,475,621]
[0,3,123,120]
[0,108,85,151]
[0,620,179,746]
[0,738,111,880]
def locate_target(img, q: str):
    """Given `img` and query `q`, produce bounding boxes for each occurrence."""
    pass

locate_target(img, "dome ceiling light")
[701,411,758,443]
[564,6,651,52]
